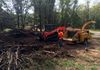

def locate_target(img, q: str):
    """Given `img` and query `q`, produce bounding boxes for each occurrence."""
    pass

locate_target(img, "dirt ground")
[29,31,100,70]
[33,31,100,70]
[0,30,100,70]
[55,31,100,70]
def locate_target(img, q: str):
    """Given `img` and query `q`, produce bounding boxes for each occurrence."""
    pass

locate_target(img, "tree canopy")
[0,0,100,31]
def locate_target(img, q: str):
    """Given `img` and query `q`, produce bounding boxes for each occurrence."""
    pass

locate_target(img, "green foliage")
[91,66,97,70]
[63,60,75,67]
[31,59,58,70]
[0,8,15,31]
[0,0,100,30]
[61,60,85,70]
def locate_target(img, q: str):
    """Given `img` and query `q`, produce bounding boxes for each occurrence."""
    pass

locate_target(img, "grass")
[57,58,100,70]
[3,28,12,32]
[43,59,58,70]
[30,58,58,70]
[91,66,97,70]
[59,60,85,70]
[90,29,100,32]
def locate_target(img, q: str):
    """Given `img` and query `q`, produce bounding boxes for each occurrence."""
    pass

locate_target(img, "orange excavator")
[40,25,65,42]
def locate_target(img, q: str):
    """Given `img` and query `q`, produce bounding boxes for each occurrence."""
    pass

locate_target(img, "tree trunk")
[17,14,20,28]
[21,14,24,29]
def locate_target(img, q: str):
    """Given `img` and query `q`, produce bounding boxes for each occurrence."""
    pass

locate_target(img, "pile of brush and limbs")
[0,29,73,70]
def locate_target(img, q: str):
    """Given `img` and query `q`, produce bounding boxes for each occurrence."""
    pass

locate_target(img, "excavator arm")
[42,26,65,41]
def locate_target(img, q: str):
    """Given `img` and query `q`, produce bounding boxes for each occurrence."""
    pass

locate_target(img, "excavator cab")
[44,24,57,32]
[41,24,65,42]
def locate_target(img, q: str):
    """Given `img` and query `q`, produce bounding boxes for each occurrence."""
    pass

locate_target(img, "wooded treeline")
[0,0,100,31]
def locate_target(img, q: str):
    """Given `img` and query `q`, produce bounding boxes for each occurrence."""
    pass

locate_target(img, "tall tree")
[85,0,90,20]
[90,3,100,29]
[31,0,55,31]
[0,0,15,31]
[59,0,81,27]
[12,0,32,28]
